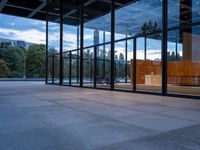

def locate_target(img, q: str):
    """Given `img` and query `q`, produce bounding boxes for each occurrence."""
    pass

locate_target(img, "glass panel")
[115,0,162,40]
[47,2,60,84]
[63,52,70,85]
[167,0,200,96]
[83,48,94,87]
[136,33,162,93]
[62,3,80,85]
[83,1,111,89]
[47,56,53,83]
[114,40,134,90]
[83,1,111,47]
[167,28,200,96]
[71,50,80,86]
[96,44,111,89]
[53,54,60,84]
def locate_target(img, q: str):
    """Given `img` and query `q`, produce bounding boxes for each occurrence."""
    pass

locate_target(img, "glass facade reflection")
[46,0,200,98]
[167,0,200,96]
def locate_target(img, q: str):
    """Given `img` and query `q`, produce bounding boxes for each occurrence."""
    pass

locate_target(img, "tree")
[138,20,161,36]
[167,51,182,61]
[0,46,24,77]
[26,44,45,78]
[119,53,125,61]
[0,59,10,77]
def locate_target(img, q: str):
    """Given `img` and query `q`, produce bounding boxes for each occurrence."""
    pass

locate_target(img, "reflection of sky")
[85,0,163,35]
[1,0,188,59]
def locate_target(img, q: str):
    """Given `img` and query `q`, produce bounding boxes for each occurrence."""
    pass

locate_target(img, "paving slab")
[0,81,200,150]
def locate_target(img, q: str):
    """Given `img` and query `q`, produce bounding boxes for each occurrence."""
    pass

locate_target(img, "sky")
[0,12,182,61]
[0,14,46,44]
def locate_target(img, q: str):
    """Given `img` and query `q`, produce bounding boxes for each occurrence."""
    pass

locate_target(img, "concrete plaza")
[0,82,200,150]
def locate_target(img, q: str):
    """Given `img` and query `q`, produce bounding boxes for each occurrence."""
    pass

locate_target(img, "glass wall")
[136,34,162,92]
[46,0,199,98]
[83,1,111,89]
[96,44,111,88]
[47,1,60,84]
[114,40,134,90]
[114,0,162,92]
[167,0,200,96]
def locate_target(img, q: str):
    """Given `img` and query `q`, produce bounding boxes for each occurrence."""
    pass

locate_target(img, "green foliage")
[26,44,45,78]
[0,46,24,77]
[0,59,10,77]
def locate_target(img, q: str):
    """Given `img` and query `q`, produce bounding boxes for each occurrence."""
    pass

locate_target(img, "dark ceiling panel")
[2,5,32,17]
[7,0,43,9]
[0,0,134,25]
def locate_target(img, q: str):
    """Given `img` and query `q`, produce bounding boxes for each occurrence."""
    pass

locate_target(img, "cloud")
[0,27,45,44]
[11,23,15,26]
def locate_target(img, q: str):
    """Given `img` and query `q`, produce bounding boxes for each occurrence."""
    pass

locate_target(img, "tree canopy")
[26,44,45,78]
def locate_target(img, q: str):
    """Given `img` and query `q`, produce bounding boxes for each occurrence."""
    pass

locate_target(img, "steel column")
[69,51,72,85]
[125,35,128,83]
[80,0,84,87]
[45,0,49,84]
[110,0,115,90]
[52,55,55,84]
[59,0,63,85]
[162,0,168,95]
[94,46,97,88]
[133,38,136,92]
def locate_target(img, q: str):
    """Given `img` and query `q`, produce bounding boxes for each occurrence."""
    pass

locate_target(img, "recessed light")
[54,8,60,11]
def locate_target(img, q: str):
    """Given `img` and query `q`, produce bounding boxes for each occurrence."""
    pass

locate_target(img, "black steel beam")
[0,0,8,12]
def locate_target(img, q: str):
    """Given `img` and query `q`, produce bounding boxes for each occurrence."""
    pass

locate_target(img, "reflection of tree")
[138,20,161,36]
[167,51,182,61]
[83,49,93,79]
[48,48,57,55]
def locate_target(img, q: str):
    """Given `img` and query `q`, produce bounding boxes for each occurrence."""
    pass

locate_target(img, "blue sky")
[0,14,46,44]
[0,11,182,60]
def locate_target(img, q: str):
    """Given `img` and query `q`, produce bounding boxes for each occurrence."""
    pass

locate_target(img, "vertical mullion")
[45,0,49,84]
[175,30,178,60]
[133,38,136,92]
[59,0,63,85]
[125,35,128,83]
[162,0,168,95]
[144,35,147,60]
[94,46,97,88]
[111,0,115,90]
[52,55,55,84]
[103,31,106,78]
[69,52,72,86]
[80,0,84,87]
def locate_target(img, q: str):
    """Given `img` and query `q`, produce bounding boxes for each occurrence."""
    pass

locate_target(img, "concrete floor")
[0,82,200,150]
